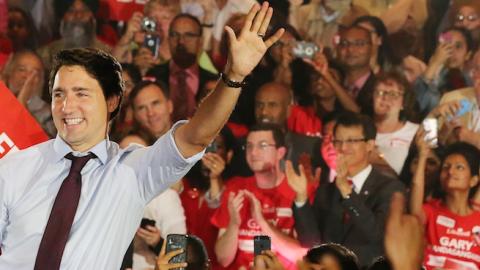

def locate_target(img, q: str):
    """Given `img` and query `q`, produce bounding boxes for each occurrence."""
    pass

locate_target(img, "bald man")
[253,82,322,170]
[254,82,293,127]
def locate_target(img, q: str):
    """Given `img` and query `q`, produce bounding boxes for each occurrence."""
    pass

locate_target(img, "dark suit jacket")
[293,166,405,267]
[355,72,376,118]
[146,61,218,102]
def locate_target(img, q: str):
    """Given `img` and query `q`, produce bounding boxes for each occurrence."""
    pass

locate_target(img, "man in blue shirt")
[0,3,284,269]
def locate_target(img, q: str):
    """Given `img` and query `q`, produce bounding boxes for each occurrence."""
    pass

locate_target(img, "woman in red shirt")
[410,135,480,270]
[178,127,236,270]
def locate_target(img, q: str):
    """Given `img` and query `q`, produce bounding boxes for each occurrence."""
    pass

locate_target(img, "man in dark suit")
[336,25,376,117]
[146,13,217,122]
[287,111,405,268]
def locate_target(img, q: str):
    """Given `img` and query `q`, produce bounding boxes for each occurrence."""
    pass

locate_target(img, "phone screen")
[166,234,188,270]
[254,235,271,256]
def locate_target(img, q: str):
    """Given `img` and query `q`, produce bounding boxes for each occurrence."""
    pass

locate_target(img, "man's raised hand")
[224,2,284,81]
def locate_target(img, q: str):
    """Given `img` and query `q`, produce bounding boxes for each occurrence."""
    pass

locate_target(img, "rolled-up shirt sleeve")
[123,121,205,203]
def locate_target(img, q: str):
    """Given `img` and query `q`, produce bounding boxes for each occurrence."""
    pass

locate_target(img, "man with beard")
[146,13,217,122]
[37,0,110,69]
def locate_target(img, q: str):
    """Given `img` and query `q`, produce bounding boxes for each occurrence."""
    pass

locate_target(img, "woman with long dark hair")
[410,139,480,269]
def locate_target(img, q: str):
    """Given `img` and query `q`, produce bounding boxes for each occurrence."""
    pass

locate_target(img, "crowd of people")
[1,0,480,269]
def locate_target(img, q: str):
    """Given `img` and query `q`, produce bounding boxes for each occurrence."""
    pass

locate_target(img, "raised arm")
[174,2,284,158]
[409,129,429,223]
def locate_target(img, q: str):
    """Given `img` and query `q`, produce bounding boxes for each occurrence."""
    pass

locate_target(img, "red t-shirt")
[423,200,480,270]
[211,176,297,270]
[180,180,226,270]
[287,105,322,137]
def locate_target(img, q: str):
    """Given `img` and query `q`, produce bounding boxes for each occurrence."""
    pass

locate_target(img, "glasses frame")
[456,14,479,22]
[332,138,367,147]
[243,142,277,152]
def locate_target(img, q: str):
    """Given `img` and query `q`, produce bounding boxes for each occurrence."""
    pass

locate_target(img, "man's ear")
[167,99,174,114]
[107,95,120,113]
[466,51,473,61]
[277,146,287,160]
[366,139,376,152]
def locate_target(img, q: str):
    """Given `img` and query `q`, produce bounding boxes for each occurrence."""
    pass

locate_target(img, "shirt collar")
[52,135,109,165]
[350,164,372,193]
[347,71,371,91]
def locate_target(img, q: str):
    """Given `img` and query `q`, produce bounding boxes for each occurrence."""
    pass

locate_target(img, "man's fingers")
[257,7,273,36]
[285,160,295,178]
[251,2,269,33]
[224,26,237,47]
[240,3,260,37]
[264,28,285,48]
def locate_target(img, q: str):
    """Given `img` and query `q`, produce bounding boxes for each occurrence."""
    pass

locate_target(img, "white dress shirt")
[350,164,372,194]
[0,121,203,270]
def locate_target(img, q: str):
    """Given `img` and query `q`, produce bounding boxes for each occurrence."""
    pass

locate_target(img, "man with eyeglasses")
[288,111,405,268]
[253,82,322,170]
[212,123,308,270]
[147,13,218,122]
[336,25,377,117]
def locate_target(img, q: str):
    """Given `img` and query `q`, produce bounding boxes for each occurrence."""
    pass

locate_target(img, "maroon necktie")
[172,70,196,122]
[34,153,95,270]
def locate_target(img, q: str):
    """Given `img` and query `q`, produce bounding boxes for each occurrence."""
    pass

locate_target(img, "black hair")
[441,142,480,199]
[334,112,377,140]
[129,80,170,106]
[248,123,286,148]
[49,48,124,119]
[186,235,211,270]
[8,6,40,50]
[121,63,142,86]
[169,13,203,36]
[367,256,392,270]
[441,26,476,53]
[338,25,373,43]
[304,243,360,270]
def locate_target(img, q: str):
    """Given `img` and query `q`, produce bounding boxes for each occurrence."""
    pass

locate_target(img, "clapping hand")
[244,190,266,224]
[228,191,245,228]
[286,160,320,204]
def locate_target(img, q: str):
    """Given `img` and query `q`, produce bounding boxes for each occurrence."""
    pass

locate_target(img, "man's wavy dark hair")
[49,48,124,120]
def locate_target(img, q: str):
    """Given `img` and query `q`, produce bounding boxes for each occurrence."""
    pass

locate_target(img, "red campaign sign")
[101,0,147,21]
[0,82,49,159]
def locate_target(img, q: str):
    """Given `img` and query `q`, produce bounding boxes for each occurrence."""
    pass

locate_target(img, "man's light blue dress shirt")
[0,121,203,269]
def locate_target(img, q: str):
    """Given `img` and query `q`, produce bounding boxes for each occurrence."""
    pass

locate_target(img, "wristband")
[219,72,247,88]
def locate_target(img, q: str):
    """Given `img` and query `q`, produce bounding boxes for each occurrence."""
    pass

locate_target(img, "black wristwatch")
[219,72,247,88]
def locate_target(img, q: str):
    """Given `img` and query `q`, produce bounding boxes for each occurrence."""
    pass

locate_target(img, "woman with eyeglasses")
[373,72,419,174]
[413,26,475,117]
[410,139,480,270]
